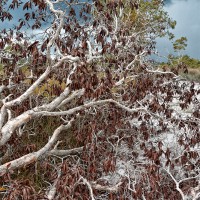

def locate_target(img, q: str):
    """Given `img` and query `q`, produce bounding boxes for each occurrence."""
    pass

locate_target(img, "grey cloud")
[164,0,188,6]
[156,0,200,60]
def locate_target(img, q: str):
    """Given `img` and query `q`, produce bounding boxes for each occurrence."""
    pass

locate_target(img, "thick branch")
[34,99,147,117]
[48,147,83,156]
[0,120,73,176]
[3,55,79,108]
[0,87,82,146]
[91,181,123,193]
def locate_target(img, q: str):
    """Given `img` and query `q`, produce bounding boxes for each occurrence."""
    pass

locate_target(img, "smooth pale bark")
[0,88,84,146]
[48,147,83,156]
[3,55,79,109]
[91,181,123,193]
[0,120,73,176]
[0,97,153,147]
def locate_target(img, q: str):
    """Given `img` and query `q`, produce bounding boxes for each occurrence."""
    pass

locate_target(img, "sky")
[1,0,199,62]
[156,0,200,61]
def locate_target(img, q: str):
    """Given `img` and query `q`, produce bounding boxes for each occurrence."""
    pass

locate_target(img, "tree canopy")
[0,0,200,199]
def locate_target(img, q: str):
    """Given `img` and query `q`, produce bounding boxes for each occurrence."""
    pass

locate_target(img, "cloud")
[164,0,188,6]
[156,0,200,60]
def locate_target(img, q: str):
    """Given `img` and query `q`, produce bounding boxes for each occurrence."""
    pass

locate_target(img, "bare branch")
[0,119,73,176]
[48,147,83,156]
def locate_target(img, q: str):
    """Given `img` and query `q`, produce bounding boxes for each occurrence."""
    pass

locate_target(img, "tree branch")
[0,119,74,176]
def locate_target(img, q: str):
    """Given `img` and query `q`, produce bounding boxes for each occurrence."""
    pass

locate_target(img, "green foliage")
[173,37,187,52]
[99,0,176,42]
[159,54,200,82]
[139,0,176,38]
[168,54,200,68]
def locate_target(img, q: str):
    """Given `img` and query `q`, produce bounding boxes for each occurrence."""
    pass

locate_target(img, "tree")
[173,37,188,53]
[172,36,188,65]
[0,0,200,199]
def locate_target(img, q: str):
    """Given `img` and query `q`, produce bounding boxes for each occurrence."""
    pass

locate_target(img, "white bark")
[78,176,95,200]
[48,147,83,156]
[0,119,73,176]
[91,181,123,193]
[47,169,62,200]
[0,97,158,147]
[3,55,79,108]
